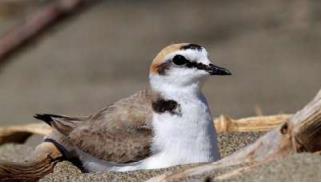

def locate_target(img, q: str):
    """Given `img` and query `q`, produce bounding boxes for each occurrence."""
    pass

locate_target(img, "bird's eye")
[172,55,188,65]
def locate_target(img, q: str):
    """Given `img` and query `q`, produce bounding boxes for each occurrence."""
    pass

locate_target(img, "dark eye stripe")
[172,54,211,72]
[196,62,207,70]
[185,61,193,68]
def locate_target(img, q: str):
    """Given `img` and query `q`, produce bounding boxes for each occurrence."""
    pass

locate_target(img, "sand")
[0,144,34,162]
[228,153,321,181]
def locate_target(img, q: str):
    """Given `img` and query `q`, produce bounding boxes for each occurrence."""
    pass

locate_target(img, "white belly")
[145,96,220,169]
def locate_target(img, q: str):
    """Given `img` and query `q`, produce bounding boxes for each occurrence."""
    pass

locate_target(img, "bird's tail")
[0,142,63,181]
[34,113,85,136]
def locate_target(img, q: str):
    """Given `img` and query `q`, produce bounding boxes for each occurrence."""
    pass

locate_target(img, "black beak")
[208,64,232,76]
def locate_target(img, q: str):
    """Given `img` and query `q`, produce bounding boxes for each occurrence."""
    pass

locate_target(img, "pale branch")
[215,114,290,132]
[0,0,96,63]
[0,114,289,145]
[214,162,265,181]
[148,88,321,181]
[0,142,62,181]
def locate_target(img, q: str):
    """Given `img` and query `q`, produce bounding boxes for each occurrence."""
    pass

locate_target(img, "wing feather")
[68,89,154,163]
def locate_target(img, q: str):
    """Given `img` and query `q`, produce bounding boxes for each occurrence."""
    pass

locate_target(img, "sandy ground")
[229,153,321,181]
[177,153,321,182]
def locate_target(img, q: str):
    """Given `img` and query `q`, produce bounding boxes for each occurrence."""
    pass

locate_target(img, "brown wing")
[68,89,154,164]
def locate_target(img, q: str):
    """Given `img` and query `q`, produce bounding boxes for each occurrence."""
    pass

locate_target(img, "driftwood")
[0,0,96,64]
[215,114,290,132]
[149,89,321,181]
[0,142,62,181]
[0,123,52,144]
[0,114,290,145]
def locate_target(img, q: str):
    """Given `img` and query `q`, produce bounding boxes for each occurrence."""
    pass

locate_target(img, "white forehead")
[165,47,209,63]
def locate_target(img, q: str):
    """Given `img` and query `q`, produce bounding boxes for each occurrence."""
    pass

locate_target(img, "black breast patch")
[152,98,181,115]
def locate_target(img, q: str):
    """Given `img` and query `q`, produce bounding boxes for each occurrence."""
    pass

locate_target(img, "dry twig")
[0,142,62,181]
[0,0,95,63]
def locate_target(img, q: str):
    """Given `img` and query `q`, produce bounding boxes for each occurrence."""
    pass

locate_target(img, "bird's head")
[149,43,231,92]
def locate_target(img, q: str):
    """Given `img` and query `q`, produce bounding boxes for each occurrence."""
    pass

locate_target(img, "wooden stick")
[148,89,321,181]
[214,162,262,181]
[0,123,51,144]
[0,0,93,63]
[214,114,290,133]
[0,142,62,181]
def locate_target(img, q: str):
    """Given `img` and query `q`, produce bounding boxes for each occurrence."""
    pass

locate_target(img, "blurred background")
[0,0,321,126]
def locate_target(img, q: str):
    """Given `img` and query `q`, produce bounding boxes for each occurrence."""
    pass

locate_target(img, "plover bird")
[35,43,231,172]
